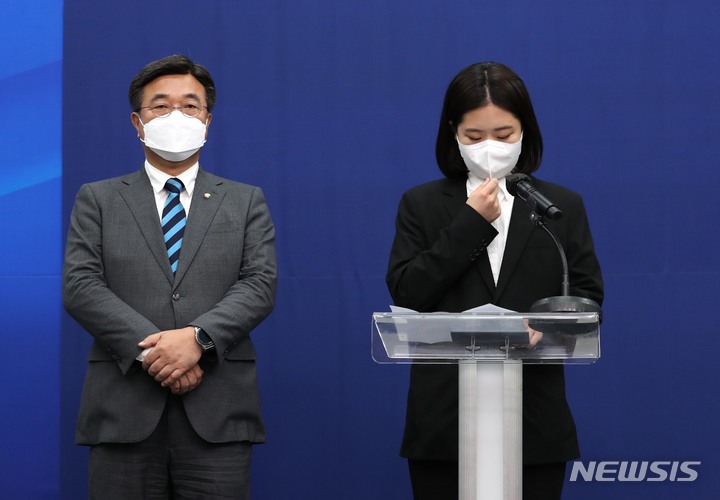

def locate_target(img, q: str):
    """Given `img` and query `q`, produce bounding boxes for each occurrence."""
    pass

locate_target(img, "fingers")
[143,361,175,386]
[528,329,543,348]
[183,365,203,391]
[138,332,163,349]
[168,372,191,394]
[140,328,202,376]
[467,178,501,222]
[155,363,204,388]
[481,177,499,193]
[140,330,205,394]
[141,348,160,372]
[164,367,189,387]
[522,319,544,348]
[168,366,204,395]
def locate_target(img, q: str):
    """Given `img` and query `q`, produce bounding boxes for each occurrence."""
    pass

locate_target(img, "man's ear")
[131,112,142,138]
[204,113,212,139]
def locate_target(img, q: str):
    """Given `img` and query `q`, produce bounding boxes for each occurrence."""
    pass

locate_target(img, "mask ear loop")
[137,116,147,144]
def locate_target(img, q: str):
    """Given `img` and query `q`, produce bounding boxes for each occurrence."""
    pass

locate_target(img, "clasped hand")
[139,327,204,395]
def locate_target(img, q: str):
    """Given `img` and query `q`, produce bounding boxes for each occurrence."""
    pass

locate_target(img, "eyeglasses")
[140,102,208,118]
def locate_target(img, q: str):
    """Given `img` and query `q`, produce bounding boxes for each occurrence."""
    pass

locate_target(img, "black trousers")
[408,459,567,500]
[88,395,252,500]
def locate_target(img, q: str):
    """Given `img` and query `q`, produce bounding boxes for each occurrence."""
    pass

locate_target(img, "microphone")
[504,174,602,328]
[506,173,563,220]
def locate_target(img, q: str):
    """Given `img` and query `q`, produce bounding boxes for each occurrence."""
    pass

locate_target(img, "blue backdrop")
[3,0,720,498]
[1,1,62,498]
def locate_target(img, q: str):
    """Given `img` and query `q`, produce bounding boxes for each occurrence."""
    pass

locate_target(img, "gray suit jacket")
[63,168,277,445]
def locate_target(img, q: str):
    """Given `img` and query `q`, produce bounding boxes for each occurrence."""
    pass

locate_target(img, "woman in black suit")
[386,62,603,500]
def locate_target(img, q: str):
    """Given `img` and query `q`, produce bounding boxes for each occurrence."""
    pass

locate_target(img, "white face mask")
[140,110,207,162]
[456,133,523,179]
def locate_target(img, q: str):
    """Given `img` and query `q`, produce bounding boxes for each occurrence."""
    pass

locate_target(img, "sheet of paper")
[387,304,525,343]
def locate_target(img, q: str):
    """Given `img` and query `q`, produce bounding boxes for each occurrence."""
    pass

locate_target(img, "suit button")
[172,293,180,301]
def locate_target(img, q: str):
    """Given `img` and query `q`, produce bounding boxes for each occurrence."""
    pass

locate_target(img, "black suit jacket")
[386,176,603,464]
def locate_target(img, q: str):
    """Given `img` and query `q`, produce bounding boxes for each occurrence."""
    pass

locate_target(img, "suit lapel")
[118,170,175,284]
[172,169,225,287]
[441,180,496,294]
[495,199,535,300]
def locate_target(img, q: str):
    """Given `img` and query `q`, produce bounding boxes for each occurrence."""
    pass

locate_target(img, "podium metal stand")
[372,311,600,500]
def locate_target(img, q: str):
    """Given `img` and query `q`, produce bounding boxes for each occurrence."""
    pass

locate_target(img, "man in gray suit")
[63,54,277,499]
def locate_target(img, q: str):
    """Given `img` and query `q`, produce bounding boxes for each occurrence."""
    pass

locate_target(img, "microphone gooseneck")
[505,174,602,322]
[530,212,570,297]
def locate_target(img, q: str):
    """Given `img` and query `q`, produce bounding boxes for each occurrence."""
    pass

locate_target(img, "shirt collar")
[144,161,199,198]
[466,173,511,202]
[497,177,510,202]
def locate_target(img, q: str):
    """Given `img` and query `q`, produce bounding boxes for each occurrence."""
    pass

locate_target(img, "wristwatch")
[194,326,215,351]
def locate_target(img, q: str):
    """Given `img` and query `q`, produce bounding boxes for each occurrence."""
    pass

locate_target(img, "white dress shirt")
[144,161,199,219]
[466,174,515,285]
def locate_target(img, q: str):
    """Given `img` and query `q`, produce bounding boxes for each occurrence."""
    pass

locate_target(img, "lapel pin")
[203,193,211,199]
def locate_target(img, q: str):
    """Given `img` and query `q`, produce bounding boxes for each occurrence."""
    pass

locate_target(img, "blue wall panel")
[1,2,62,497]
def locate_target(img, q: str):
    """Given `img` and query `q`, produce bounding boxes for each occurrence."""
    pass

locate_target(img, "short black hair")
[435,62,543,180]
[128,54,216,113]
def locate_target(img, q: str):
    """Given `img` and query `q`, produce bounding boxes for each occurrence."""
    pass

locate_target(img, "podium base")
[531,295,601,316]
[529,296,602,335]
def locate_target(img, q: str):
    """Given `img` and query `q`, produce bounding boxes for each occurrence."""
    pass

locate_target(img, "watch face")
[195,327,214,349]
[198,331,211,344]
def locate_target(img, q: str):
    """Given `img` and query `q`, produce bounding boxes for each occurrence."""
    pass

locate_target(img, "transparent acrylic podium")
[372,310,600,500]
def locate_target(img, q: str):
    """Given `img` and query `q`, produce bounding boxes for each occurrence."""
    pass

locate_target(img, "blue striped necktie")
[162,178,186,274]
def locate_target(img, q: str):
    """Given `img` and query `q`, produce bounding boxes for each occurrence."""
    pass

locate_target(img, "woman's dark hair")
[435,62,543,179]
[128,54,216,113]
